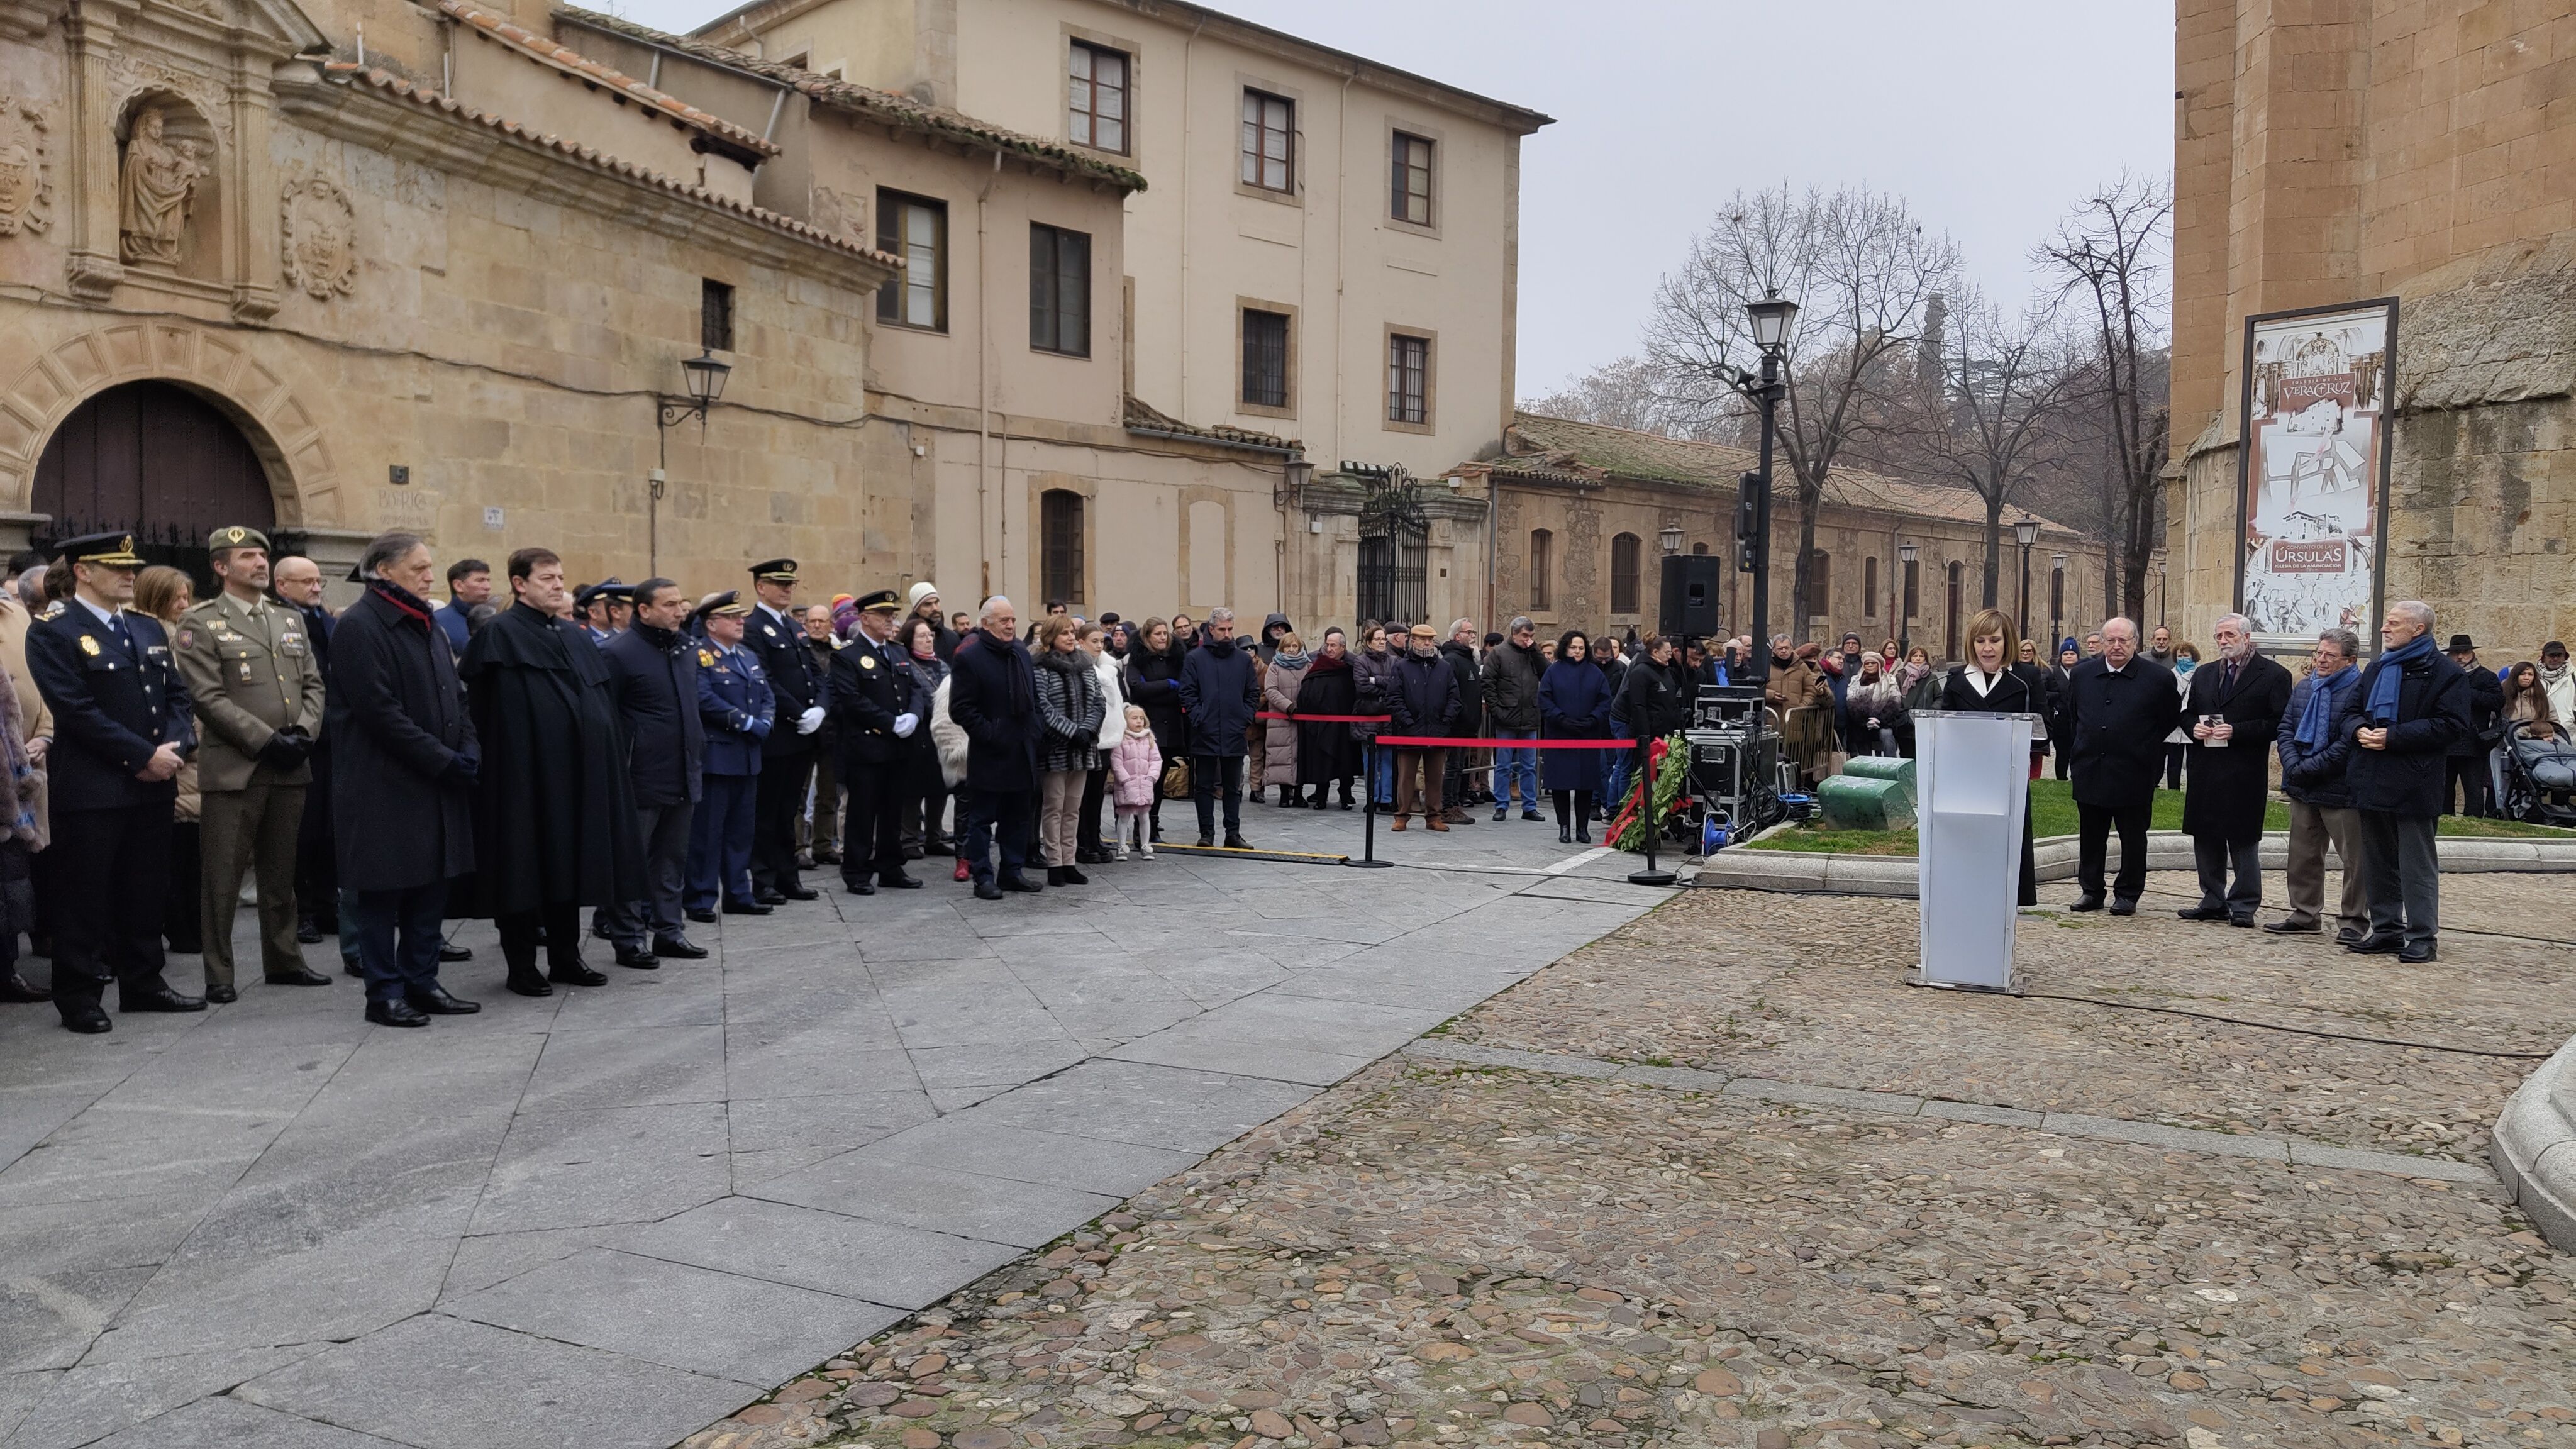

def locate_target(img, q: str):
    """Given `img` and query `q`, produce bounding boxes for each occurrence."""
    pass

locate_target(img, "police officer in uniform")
[24,532,203,1033]
[686,592,774,920]
[828,589,926,894]
[575,579,631,645]
[174,526,330,1001]
[744,559,823,902]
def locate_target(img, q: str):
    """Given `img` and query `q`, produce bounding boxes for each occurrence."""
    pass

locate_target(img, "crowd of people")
[0,521,2560,1035]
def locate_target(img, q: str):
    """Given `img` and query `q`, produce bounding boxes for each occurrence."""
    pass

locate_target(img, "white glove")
[797,705,826,735]
[893,712,919,738]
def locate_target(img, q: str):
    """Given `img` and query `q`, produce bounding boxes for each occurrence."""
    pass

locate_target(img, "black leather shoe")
[723,899,774,916]
[1194,836,1215,849]
[1061,866,1089,886]
[1521,809,1543,822]
[613,945,660,970]
[973,879,1004,901]
[548,963,609,987]
[2334,929,2366,947]
[2176,904,2230,921]
[1045,867,1067,887]
[880,874,923,890]
[439,943,474,962]
[1558,826,1573,844]
[59,1002,111,1034]
[2228,914,2257,929]
[777,884,819,902]
[203,983,238,1004]
[1223,836,1253,852]
[267,965,333,987]
[687,908,718,924]
[813,847,841,865]
[2262,918,2322,935]
[2109,897,2138,916]
[365,998,430,1028]
[121,985,206,1013]
[652,936,709,960]
[2399,941,2438,964]
[591,918,614,941]
[407,985,481,1014]
[754,888,788,906]
[903,843,926,860]
[2346,933,2405,955]
[296,920,325,944]
[845,879,877,896]
[0,970,50,1002]
[2068,894,2105,912]
[343,960,363,979]
[504,972,553,997]
[999,873,1044,894]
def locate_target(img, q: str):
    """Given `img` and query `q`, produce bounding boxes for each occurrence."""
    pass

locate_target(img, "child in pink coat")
[1109,703,1163,860]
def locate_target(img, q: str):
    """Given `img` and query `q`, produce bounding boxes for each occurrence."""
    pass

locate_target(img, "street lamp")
[2012,514,2040,642]
[653,348,735,574]
[1897,539,1918,660]
[2049,550,2067,657]
[1658,523,1684,555]
[1739,292,1796,691]
[2151,548,2169,628]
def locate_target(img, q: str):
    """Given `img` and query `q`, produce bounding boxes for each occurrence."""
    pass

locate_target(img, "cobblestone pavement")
[691,868,2576,1449]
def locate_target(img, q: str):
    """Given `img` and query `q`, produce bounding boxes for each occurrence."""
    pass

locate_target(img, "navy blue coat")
[1538,658,1613,792]
[603,625,705,807]
[2336,647,2470,818]
[829,633,928,769]
[26,603,196,814]
[697,640,774,777]
[947,630,1042,792]
[1176,636,1260,757]
[2276,667,2362,809]
[1385,650,1460,738]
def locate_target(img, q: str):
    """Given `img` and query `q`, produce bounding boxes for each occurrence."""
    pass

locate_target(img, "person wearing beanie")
[908,581,961,660]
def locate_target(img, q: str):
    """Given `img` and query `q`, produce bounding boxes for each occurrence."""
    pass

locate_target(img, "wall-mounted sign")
[2234,297,2397,646]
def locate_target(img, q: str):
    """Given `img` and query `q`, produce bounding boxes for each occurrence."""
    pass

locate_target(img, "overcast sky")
[616,0,2174,398]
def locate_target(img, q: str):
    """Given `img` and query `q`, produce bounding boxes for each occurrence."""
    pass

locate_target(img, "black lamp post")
[1740,292,1797,690]
[2049,550,2067,657]
[2151,549,2168,628]
[1897,539,1918,660]
[2012,514,2040,642]
[652,348,732,575]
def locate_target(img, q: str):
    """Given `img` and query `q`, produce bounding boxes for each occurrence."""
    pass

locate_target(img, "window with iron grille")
[1040,489,1084,606]
[701,279,734,352]
[1807,549,1831,620]
[1241,90,1294,192]
[1241,308,1290,409]
[1863,555,1878,618]
[876,191,947,330]
[1030,224,1091,357]
[1609,532,1641,615]
[1386,333,1429,425]
[1391,131,1432,225]
[1904,558,1920,621]
[1528,528,1553,611]
[1069,43,1128,154]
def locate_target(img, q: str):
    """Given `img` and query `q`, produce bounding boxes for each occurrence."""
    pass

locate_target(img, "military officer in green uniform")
[175,526,330,1000]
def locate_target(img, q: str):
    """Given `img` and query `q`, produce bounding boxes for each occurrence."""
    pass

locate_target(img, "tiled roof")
[319,63,904,269]
[438,0,779,158]
[1123,395,1299,453]
[1492,411,2079,536]
[554,7,1148,192]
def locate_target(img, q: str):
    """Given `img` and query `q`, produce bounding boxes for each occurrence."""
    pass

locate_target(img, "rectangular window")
[1241,308,1290,409]
[875,191,947,331]
[1863,556,1878,619]
[1029,223,1091,357]
[1386,333,1429,425]
[700,279,735,352]
[1390,131,1432,225]
[1808,550,1831,619]
[1241,89,1294,192]
[1528,529,1553,611]
[1068,42,1128,154]
[1041,489,1085,606]
[1609,533,1641,616]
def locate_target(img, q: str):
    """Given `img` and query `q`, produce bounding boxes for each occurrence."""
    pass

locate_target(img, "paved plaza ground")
[0,806,1668,1449]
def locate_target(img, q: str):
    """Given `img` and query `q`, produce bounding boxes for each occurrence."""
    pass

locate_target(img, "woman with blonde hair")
[134,566,203,955]
[1937,608,2040,906]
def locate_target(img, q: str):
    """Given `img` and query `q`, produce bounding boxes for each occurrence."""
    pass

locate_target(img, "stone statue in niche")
[119,106,209,266]
[280,175,355,299]
[0,98,49,236]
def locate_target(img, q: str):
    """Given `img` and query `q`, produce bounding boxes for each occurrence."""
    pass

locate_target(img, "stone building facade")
[1455,413,2105,662]
[2168,0,2575,657]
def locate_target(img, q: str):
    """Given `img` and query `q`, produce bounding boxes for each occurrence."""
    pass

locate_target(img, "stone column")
[228,53,279,323]
[61,4,126,300]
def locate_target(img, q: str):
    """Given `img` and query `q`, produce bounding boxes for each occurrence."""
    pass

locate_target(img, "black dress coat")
[322,584,476,892]
[25,604,195,814]
[1292,653,1362,785]
[1123,647,1186,759]
[2334,647,2470,818]
[1618,656,1687,744]
[947,630,1042,793]
[602,624,705,808]
[2180,653,2294,845]
[458,602,644,914]
[748,604,822,760]
[829,633,926,770]
[1935,665,2041,906]
[2062,655,2183,809]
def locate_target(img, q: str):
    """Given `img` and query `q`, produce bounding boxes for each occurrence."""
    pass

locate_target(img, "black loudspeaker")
[1659,553,1724,637]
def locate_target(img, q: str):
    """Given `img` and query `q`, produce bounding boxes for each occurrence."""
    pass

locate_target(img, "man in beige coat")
[175,526,328,1000]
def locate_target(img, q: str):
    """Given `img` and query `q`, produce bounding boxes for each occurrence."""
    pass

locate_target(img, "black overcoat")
[323,584,476,892]
[1123,647,1186,759]
[1292,653,1362,784]
[948,630,1041,792]
[2334,647,2470,818]
[602,625,705,808]
[459,603,644,914]
[2063,655,2182,809]
[2180,653,2293,845]
[830,634,924,770]
[1934,665,2041,906]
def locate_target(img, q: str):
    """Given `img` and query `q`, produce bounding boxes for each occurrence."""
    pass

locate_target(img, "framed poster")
[2235,297,2398,648]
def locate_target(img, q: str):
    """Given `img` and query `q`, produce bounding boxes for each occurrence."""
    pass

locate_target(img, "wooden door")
[33,381,276,590]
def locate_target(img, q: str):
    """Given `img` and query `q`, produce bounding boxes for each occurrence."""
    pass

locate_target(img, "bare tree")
[1646,184,1958,633]
[2036,173,2172,623]
[1520,355,1720,438]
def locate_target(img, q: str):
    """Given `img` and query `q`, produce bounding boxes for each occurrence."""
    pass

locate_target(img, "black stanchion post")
[1628,736,1675,886]
[1352,733,1391,868]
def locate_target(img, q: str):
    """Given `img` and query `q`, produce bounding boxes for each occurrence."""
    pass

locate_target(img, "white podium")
[1911,710,2035,993]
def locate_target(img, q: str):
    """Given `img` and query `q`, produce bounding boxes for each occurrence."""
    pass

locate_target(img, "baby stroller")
[2494,728,2576,826]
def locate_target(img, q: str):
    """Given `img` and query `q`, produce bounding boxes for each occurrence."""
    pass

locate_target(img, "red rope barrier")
[1372,736,1636,749]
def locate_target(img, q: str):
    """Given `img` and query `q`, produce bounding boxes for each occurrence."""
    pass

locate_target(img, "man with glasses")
[2270,628,2368,941]
[1484,616,1544,821]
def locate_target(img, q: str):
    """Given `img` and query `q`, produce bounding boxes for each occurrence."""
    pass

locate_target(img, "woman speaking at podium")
[1938,609,2040,907]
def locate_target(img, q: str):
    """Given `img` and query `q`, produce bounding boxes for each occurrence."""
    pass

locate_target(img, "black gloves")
[258,728,313,770]
[440,747,480,786]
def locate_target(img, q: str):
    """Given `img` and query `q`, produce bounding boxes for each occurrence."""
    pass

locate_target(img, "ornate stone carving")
[279,174,355,299]
[105,56,230,142]
[119,104,210,266]
[0,96,50,237]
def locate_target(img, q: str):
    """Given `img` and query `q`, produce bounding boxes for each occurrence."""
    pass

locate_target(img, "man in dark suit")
[2062,616,2181,915]
[744,558,823,903]
[24,532,202,1032]
[947,596,1044,899]
[2336,600,2471,963]
[2177,613,2294,926]
[272,553,340,945]
[828,589,926,894]
[687,592,773,921]
[599,579,706,967]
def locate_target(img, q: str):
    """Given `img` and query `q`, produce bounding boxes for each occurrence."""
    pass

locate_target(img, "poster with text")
[2235,299,2396,645]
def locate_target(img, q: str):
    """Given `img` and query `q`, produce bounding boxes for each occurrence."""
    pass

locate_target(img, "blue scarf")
[2295,664,2355,750]
[2365,632,2436,723]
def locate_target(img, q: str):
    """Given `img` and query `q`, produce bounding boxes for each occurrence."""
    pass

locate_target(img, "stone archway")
[35,380,274,588]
